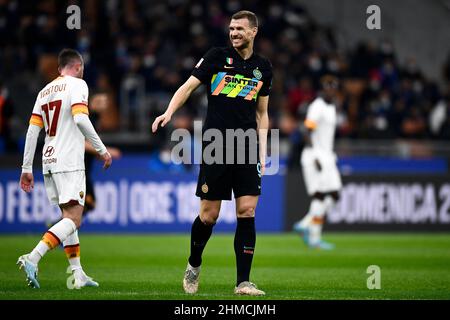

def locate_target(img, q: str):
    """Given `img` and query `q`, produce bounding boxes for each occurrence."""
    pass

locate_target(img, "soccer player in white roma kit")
[17,49,112,288]
[293,75,342,250]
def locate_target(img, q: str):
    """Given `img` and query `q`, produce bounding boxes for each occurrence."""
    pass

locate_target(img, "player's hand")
[20,173,34,193]
[107,147,122,159]
[152,113,172,133]
[314,159,322,172]
[101,151,112,170]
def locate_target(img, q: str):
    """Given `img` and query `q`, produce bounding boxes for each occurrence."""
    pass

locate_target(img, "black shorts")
[83,171,96,214]
[196,162,262,201]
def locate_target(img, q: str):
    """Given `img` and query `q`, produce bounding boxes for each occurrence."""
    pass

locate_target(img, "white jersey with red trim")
[304,97,336,154]
[29,75,90,174]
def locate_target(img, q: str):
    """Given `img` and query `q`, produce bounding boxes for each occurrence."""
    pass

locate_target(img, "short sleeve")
[71,79,89,116]
[29,97,44,128]
[304,100,322,130]
[191,48,219,84]
[259,60,273,97]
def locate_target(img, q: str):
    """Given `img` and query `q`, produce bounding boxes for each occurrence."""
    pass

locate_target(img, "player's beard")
[231,37,250,50]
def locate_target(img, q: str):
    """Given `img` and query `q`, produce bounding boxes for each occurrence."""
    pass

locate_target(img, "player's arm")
[152,76,202,133]
[256,95,269,176]
[303,117,322,171]
[74,114,112,169]
[85,141,122,159]
[20,114,44,193]
[72,79,112,169]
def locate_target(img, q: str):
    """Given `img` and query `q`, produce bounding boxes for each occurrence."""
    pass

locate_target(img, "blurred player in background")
[293,75,342,250]
[84,93,122,213]
[18,49,112,289]
[0,79,15,152]
[152,11,272,296]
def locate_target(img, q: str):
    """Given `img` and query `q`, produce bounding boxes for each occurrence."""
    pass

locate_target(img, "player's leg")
[309,160,342,249]
[18,203,80,289]
[189,199,221,267]
[231,160,264,296]
[184,163,231,294]
[309,190,340,250]
[295,192,327,246]
[183,199,221,294]
[307,193,331,248]
[233,195,264,296]
[63,229,99,289]
[17,174,78,288]
[60,170,98,288]
[293,149,323,244]
[62,170,98,288]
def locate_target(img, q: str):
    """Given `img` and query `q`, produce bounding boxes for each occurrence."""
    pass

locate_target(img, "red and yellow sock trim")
[64,244,80,259]
[42,231,61,249]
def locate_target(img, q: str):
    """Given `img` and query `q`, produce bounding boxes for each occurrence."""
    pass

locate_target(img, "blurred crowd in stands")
[1,0,450,157]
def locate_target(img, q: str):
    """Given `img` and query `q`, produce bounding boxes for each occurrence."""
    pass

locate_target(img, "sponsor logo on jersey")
[44,146,55,157]
[43,158,57,165]
[210,72,263,101]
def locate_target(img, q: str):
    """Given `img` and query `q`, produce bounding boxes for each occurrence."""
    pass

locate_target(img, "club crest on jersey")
[201,183,209,194]
[253,68,262,80]
[79,191,84,199]
[226,57,233,65]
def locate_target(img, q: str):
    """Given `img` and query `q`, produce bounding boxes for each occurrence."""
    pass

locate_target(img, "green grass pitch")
[1,233,449,300]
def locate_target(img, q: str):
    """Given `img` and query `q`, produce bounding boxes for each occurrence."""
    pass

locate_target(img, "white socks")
[28,218,77,265]
[299,199,326,228]
[28,242,50,264]
[63,230,82,272]
[309,221,323,244]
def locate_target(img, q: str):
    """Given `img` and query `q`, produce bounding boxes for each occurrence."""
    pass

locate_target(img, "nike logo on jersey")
[224,65,235,69]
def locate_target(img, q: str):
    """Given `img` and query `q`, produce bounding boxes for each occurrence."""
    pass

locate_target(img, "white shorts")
[301,148,342,196]
[44,170,86,206]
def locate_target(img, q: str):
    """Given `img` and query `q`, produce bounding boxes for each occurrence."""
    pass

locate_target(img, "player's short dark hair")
[231,10,258,28]
[320,74,339,89]
[58,48,83,69]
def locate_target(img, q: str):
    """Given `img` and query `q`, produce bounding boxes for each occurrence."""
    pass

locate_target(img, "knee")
[237,206,255,218]
[330,191,340,202]
[200,207,220,225]
[69,216,82,229]
[312,192,326,201]
[74,218,82,229]
[62,213,82,229]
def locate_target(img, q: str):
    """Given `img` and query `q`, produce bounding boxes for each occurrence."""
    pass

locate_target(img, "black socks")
[188,215,257,286]
[234,217,256,286]
[188,216,214,268]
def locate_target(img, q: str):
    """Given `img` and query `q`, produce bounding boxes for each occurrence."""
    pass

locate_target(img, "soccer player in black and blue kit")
[152,10,272,296]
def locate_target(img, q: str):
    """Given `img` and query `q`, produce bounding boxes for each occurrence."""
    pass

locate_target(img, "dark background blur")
[1,0,450,169]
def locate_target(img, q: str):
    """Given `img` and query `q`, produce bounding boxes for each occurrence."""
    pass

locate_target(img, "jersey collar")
[228,46,255,62]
